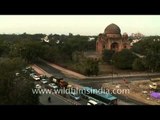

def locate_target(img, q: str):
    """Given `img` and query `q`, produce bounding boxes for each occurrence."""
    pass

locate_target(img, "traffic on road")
[22,65,120,105]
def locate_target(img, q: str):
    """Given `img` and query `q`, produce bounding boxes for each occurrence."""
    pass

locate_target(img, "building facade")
[96,23,131,54]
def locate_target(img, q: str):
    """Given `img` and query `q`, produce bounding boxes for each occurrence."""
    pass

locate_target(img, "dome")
[104,23,121,34]
[123,32,128,37]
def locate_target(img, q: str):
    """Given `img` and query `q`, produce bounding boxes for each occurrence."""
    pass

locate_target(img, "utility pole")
[111,59,113,84]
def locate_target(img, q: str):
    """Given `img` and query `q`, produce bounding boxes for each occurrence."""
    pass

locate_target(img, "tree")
[20,41,45,63]
[112,49,137,69]
[145,40,160,72]
[80,58,99,76]
[0,57,39,104]
[102,49,115,64]
[0,41,10,57]
[132,58,145,71]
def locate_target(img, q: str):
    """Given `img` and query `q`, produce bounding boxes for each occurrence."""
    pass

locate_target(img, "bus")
[81,87,118,105]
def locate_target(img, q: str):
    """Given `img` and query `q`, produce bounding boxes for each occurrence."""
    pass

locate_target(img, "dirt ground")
[102,78,160,105]
[99,63,146,76]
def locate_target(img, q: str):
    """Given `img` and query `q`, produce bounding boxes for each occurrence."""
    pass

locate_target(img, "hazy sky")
[0,15,160,36]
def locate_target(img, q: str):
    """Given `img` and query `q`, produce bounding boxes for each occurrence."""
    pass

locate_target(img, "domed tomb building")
[96,23,131,54]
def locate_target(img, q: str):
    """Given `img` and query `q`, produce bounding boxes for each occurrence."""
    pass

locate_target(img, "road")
[35,61,147,105]
[39,94,72,105]
[41,59,160,80]
[32,65,88,105]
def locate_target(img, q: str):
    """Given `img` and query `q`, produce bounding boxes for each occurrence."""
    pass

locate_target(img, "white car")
[33,75,40,81]
[87,100,105,105]
[35,84,42,89]
[30,73,36,77]
[48,83,58,89]
[41,78,48,84]
[87,100,98,105]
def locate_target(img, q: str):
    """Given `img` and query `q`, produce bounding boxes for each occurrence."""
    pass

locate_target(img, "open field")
[102,79,160,105]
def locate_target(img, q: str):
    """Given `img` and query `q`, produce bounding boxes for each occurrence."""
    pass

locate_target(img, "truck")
[49,76,68,88]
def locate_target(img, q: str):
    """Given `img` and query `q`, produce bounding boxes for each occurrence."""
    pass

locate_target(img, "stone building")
[96,23,131,54]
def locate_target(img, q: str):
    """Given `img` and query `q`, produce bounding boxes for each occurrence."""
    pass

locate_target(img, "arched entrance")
[123,43,127,49]
[111,42,119,51]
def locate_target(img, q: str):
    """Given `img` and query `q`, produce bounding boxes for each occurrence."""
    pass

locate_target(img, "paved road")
[39,94,72,105]
[36,61,143,105]
[36,82,83,105]
[36,61,160,85]
[33,65,87,105]
[41,59,160,80]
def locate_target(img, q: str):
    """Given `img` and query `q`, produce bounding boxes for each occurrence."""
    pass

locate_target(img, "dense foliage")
[102,49,115,64]
[112,49,137,69]
[0,57,39,104]
[132,36,160,72]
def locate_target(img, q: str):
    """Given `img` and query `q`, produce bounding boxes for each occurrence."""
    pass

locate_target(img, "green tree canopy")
[112,49,137,69]
[102,49,115,64]
[132,58,145,71]
[0,57,39,104]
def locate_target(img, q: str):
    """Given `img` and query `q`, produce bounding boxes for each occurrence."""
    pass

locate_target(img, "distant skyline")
[0,15,160,36]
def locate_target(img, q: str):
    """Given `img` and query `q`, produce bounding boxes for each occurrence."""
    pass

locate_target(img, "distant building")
[131,32,144,39]
[96,23,131,54]
[41,35,50,43]
[130,39,141,47]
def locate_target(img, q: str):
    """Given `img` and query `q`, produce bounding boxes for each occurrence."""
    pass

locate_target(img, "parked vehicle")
[41,78,48,84]
[30,73,36,77]
[35,84,42,89]
[58,79,68,88]
[40,75,47,79]
[32,75,40,81]
[48,83,58,89]
[15,72,20,76]
[52,78,57,83]
[22,69,27,73]
[49,76,68,88]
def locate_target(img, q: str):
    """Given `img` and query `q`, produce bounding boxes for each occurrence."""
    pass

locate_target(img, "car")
[25,66,31,70]
[30,73,36,77]
[35,84,42,89]
[69,91,81,101]
[87,100,98,105]
[40,75,47,79]
[33,75,40,81]
[48,83,58,89]
[87,100,106,105]
[22,69,28,73]
[41,78,48,84]
[15,72,20,76]
[41,80,48,84]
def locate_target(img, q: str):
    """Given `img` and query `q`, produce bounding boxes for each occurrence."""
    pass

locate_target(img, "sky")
[0,15,160,36]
